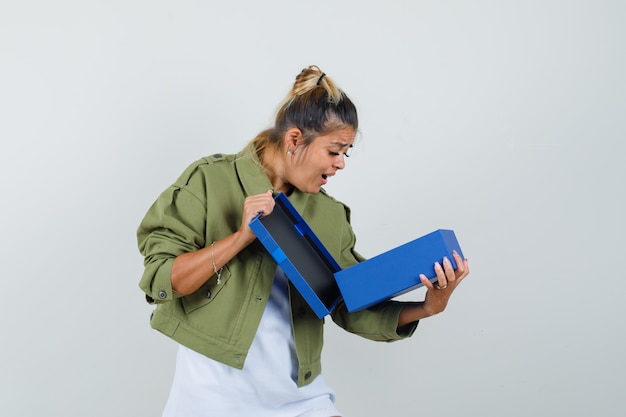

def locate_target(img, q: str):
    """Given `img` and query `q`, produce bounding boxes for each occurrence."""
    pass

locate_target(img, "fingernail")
[452,250,458,256]
[443,256,450,265]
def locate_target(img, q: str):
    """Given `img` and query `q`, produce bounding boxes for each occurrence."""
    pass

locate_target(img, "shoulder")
[173,152,237,187]
[321,188,352,214]
[310,189,354,222]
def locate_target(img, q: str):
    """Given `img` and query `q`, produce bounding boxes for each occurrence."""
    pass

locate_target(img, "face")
[286,128,355,194]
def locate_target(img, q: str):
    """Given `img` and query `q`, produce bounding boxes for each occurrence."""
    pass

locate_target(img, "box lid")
[249,193,342,318]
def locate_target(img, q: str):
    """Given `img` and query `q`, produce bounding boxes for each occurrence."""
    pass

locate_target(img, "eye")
[329,151,350,158]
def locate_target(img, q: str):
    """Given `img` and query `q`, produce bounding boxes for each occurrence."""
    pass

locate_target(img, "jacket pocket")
[181,266,231,314]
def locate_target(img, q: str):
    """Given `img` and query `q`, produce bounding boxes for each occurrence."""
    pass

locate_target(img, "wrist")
[398,302,435,327]
[232,228,257,248]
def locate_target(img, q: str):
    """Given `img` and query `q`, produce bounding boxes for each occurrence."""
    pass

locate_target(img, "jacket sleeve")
[330,204,419,341]
[136,163,208,303]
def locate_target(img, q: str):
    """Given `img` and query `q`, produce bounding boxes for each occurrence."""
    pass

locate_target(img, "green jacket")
[137,145,417,386]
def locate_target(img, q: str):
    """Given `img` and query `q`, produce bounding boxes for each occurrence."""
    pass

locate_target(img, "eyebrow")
[330,142,353,148]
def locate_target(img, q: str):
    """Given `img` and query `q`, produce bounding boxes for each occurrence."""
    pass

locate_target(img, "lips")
[321,173,334,185]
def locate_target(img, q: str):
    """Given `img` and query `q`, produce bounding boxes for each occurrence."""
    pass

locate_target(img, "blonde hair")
[250,65,358,162]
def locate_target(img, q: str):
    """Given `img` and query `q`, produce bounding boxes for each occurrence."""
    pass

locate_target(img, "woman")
[137,65,469,416]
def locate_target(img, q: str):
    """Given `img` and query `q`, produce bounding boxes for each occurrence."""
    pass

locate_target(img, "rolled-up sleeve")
[137,179,207,303]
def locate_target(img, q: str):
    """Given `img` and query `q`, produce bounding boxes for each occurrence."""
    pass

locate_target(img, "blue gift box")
[333,229,464,312]
[249,193,464,318]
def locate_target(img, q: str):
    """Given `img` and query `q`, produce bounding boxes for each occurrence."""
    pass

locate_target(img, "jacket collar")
[234,144,312,214]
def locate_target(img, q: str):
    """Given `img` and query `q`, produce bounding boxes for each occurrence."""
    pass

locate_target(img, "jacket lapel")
[234,145,313,215]
[234,145,274,197]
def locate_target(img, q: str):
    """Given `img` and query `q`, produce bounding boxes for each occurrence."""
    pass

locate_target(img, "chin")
[302,185,323,194]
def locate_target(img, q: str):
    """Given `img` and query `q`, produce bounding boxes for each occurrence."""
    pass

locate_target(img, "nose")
[333,154,346,170]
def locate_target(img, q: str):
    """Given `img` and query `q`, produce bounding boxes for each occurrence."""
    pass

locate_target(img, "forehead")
[314,128,356,147]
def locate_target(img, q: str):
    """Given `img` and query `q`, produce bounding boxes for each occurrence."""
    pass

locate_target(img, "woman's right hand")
[238,190,275,243]
[171,190,276,295]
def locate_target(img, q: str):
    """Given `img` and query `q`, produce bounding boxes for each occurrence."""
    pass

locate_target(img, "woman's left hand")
[419,250,470,316]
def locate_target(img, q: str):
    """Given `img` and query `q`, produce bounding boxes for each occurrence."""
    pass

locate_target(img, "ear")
[283,128,302,151]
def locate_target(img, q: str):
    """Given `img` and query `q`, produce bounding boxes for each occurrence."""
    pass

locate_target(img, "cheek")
[295,154,319,175]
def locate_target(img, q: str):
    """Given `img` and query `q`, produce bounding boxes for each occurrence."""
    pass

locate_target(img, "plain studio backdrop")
[1,1,624,416]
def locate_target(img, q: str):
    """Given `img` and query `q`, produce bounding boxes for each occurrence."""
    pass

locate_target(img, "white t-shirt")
[162,268,342,417]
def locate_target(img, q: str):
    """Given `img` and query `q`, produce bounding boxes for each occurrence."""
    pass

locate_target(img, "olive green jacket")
[137,145,417,386]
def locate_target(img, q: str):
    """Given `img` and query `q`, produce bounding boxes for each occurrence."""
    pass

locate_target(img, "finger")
[246,191,275,217]
[452,250,469,279]
[452,259,470,286]
[265,195,276,214]
[442,256,456,283]
[452,250,464,271]
[454,256,469,279]
[434,262,448,289]
[459,259,470,280]
[420,274,435,290]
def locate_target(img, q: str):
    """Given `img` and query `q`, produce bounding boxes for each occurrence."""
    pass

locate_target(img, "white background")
[1,1,625,416]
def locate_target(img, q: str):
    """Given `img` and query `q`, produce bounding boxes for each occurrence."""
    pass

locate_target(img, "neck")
[261,147,294,195]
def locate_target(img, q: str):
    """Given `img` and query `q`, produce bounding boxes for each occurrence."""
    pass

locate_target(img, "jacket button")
[205,290,211,298]
[304,371,312,380]
[158,290,167,299]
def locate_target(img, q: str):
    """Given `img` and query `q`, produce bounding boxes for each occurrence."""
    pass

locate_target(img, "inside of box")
[260,200,341,309]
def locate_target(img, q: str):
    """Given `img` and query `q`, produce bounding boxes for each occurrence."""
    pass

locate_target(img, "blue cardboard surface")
[250,193,465,317]
[334,229,464,312]
[249,193,342,318]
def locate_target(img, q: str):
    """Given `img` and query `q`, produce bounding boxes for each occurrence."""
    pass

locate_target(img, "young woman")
[137,65,469,416]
